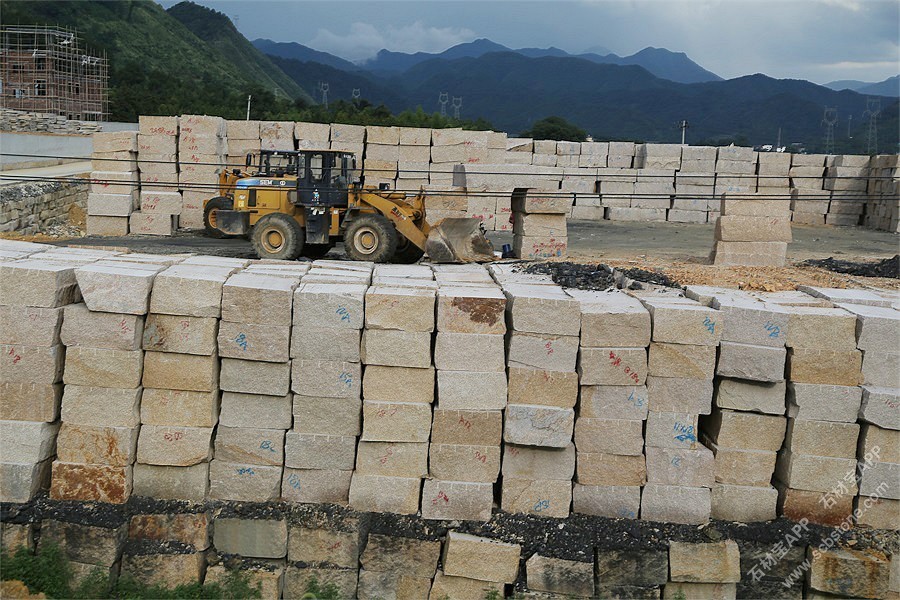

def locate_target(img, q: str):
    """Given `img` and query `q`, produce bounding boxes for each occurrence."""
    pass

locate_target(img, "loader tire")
[251,213,305,260]
[392,236,425,264]
[203,196,233,238]
[343,214,398,263]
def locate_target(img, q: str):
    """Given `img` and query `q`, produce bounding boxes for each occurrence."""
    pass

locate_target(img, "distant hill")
[825,76,899,97]
[167,2,310,102]
[824,79,868,91]
[253,38,362,72]
[269,56,405,108]
[362,39,509,74]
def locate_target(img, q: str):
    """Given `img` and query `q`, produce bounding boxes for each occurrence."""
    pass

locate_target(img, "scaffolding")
[0,25,108,121]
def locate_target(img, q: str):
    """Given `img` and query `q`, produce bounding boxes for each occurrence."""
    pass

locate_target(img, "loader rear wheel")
[392,236,425,264]
[204,196,233,238]
[343,214,398,263]
[251,213,304,260]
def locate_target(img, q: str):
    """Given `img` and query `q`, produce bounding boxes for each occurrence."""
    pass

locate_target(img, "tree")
[521,116,586,142]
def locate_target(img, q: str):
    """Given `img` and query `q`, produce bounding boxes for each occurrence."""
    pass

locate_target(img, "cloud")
[307,21,476,62]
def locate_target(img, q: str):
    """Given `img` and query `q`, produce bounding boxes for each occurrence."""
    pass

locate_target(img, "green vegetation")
[521,116,587,141]
[301,576,341,599]
[1,543,261,599]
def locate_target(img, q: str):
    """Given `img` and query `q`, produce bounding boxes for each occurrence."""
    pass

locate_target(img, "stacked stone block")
[711,192,792,266]
[501,281,579,518]
[53,259,170,503]
[88,131,139,236]
[664,540,741,600]
[789,154,830,226]
[505,137,534,165]
[510,188,570,259]
[398,126,432,189]
[672,145,716,223]
[137,116,182,228]
[638,296,722,524]
[292,266,368,505]
[598,167,637,216]
[440,531,520,595]
[225,119,261,172]
[364,125,400,188]
[122,509,209,587]
[178,115,226,229]
[259,120,294,152]
[757,151,793,198]
[714,146,758,216]
[213,516,290,594]
[330,122,366,158]
[630,168,674,219]
[825,154,870,226]
[864,154,900,233]
[570,289,650,520]
[607,141,635,168]
[294,121,330,151]
[357,533,439,599]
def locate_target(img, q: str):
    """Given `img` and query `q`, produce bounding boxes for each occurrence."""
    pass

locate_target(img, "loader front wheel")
[204,196,233,238]
[343,214,398,263]
[251,213,305,260]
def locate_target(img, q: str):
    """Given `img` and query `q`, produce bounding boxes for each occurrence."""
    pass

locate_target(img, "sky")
[160,0,900,84]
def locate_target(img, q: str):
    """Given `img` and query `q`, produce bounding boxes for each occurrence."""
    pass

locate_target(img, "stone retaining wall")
[1,108,103,135]
[0,179,88,234]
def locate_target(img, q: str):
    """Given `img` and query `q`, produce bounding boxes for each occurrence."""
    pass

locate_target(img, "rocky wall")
[0,179,88,234]
[0,108,102,135]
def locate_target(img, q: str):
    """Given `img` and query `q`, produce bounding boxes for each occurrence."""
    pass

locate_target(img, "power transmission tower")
[438,92,449,117]
[822,107,837,155]
[351,88,361,104]
[451,96,462,120]
[863,98,880,155]
[318,82,329,109]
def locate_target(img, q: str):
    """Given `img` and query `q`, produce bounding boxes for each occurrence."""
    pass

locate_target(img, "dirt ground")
[3,218,898,291]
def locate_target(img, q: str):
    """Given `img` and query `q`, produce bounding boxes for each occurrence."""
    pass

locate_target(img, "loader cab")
[246,150,302,178]
[294,150,356,208]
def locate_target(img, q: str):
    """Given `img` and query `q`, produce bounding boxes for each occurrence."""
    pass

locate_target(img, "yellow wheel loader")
[205,149,494,263]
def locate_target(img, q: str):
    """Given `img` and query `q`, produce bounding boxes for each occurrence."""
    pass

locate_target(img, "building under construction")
[0,25,108,121]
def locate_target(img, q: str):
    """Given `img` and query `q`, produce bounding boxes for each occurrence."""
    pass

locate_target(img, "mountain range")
[824,76,899,97]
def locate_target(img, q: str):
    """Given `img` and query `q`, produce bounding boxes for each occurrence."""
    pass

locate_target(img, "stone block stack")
[356,533,440,599]
[133,257,243,502]
[555,140,580,167]
[825,155,870,226]
[136,116,182,230]
[208,269,298,502]
[638,296,722,524]
[464,186,498,232]
[630,168,674,220]
[636,143,682,170]
[213,517,290,593]
[510,188,570,259]
[665,540,741,600]
[864,155,900,233]
[756,151,793,200]
[122,508,209,588]
[225,120,261,172]
[424,266,506,520]
[710,192,792,266]
[283,514,361,599]
[531,139,557,167]
[0,255,84,502]
[569,289,651,520]
[713,146,758,218]
[439,531,520,596]
[701,292,789,522]
[505,137,534,165]
[364,125,400,189]
[789,154,830,226]
[500,281,580,518]
[259,120,294,152]
[673,145,716,223]
[352,275,434,516]
[598,167,636,217]
[52,258,169,504]
[607,141,635,168]
[398,127,432,190]
[178,115,226,229]
[294,121,330,151]
[330,122,366,158]
[422,185,468,224]
[88,131,139,236]
[775,300,864,525]
[291,269,368,505]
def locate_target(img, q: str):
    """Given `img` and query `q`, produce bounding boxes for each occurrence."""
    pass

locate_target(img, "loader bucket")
[425,218,496,263]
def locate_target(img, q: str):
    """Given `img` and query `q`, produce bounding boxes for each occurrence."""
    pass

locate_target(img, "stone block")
[293,283,367,329]
[712,242,787,267]
[711,483,777,522]
[220,391,292,429]
[502,443,575,480]
[776,481,852,526]
[429,443,500,482]
[215,426,285,466]
[213,518,287,559]
[208,459,282,502]
[861,351,900,388]
[292,395,360,436]
[646,446,715,488]
[61,346,141,388]
[717,342,786,383]
[217,321,290,363]
[648,342,716,380]
[701,409,786,451]
[150,265,235,318]
[578,385,648,420]
[513,234,568,259]
[356,441,428,477]
[835,303,900,352]
[221,358,290,396]
[705,441,777,487]
[86,215,129,236]
[139,388,219,427]
[142,351,218,392]
[436,286,507,334]
[120,551,205,588]
[75,264,161,315]
[786,383,861,423]
[131,463,208,501]
[855,495,900,530]
[1,459,51,502]
[569,290,652,348]
[40,518,127,568]
[283,566,357,600]
[0,343,64,385]
[783,306,858,350]
[669,540,740,583]
[421,479,494,521]
[643,301,722,346]
[647,376,713,415]
[1,522,34,553]
[859,386,900,430]
[807,548,890,599]
[430,571,503,599]
[526,554,594,598]
[291,359,360,398]
[0,382,62,422]
[128,512,209,549]
[576,453,646,487]
[0,259,79,308]
[222,273,298,326]
[501,477,572,517]
[136,425,213,466]
[434,333,505,371]
[859,423,899,464]
[784,418,858,458]
[59,304,142,350]
[348,474,421,514]
[859,462,899,499]
[290,325,360,362]
[360,400,431,442]
[49,461,130,504]
[357,570,431,600]
[578,347,647,385]
[364,286,435,332]
[128,212,178,235]
[645,412,700,449]
[0,305,63,347]
[640,484,711,525]
[442,531,521,584]
[574,418,644,455]
[288,525,360,568]
[596,549,669,586]
[431,409,502,445]
[774,451,857,493]
[140,314,218,355]
[0,419,59,463]
[435,370,506,410]
[715,378,786,415]
[503,284,581,336]
[284,432,356,470]
[786,348,861,386]
[503,367,576,409]
[360,533,440,579]
[56,423,137,466]
[504,404,574,448]
[360,329,432,368]
[361,365,432,403]
[282,468,352,504]
[663,582,736,599]
[571,484,641,519]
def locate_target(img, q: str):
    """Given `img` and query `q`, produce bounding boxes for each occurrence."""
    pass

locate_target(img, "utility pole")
[246,94,251,120]
[678,120,690,145]
[776,127,782,151]
[847,115,852,139]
